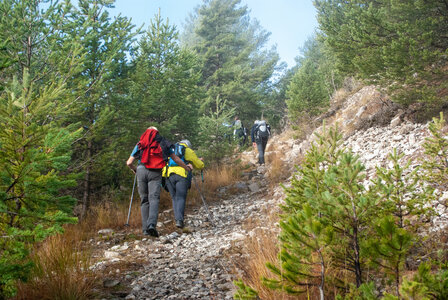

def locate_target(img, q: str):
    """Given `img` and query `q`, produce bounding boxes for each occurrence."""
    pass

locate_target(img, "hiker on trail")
[232,115,247,147]
[126,127,192,237]
[163,139,204,229]
[251,120,271,165]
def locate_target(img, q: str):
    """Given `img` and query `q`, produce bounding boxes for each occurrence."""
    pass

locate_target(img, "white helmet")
[179,139,192,148]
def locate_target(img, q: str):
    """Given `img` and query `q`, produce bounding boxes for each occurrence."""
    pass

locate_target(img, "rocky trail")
[90,163,284,300]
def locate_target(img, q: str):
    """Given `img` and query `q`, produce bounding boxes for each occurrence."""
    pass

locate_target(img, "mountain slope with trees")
[0,0,447,298]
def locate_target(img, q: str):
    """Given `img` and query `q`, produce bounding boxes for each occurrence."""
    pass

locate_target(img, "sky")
[110,0,319,68]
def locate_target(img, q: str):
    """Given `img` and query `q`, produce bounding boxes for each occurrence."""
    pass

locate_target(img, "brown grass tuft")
[15,230,96,300]
[187,165,242,205]
[265,151,287,186]
[291,114,317,142]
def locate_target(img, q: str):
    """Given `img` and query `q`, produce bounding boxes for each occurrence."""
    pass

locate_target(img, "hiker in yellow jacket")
[163,139,204,228]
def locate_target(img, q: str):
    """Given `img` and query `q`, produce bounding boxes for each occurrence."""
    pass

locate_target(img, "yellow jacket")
[162,143,204,178]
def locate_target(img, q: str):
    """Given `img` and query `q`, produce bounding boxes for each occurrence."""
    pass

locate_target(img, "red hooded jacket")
[137,128,166,169]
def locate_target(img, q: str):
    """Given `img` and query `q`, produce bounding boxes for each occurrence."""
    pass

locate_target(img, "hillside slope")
[91,85,446,299]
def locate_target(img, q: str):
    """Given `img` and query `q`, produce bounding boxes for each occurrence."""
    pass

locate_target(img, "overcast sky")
[109,0,318,68]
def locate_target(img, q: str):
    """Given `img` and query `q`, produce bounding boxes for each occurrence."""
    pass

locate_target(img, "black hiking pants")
[256,137,268,164]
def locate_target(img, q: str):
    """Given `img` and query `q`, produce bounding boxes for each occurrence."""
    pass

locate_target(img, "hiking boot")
[175,220,184,229]
[145,224,159,237]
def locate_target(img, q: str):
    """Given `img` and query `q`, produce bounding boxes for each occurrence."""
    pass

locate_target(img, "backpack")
[256,121,270,140]
[167,143,186,167]
[166,142,193,189]
[138,129,166,169]
[234,119,242,130]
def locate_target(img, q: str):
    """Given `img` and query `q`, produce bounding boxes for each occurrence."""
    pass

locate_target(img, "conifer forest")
[0,0,448,299]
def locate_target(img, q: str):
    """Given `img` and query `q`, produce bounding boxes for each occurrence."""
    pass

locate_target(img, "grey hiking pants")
[166,174,189,222]
[136,165,162,232]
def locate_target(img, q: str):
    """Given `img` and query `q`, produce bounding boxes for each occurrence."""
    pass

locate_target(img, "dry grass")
[85,189,172,230]
[187,164,242,205]
[14,199,142,299]
[15,228,96,300]
[204,164,242,192]
[89,201,129,229]
[291,114,318,142]
[276,128,297,143]
[265,151,288,186]
[330,86,355,110]
[232,220,321,300]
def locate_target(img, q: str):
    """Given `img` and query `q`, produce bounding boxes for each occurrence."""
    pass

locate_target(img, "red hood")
[138,128,158,149]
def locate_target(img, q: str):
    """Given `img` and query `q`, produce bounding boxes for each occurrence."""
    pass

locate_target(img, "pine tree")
[421,112,448,197]
[263,205,332,300]
[260,125,379,298]
[197,95,235,164]
[0,2,88,294]
[368,149,430,297]
[0,70,80,298]
[185,0,279,121]
[260,64,291,129]
[369,148,433,297]
[286,35,342,121]
[64,0,136,218]
[233,279,259,300]
[0,40,13,73]
[400,261,448,300]
[314,0,448,106]
[0,0,83,88]
[130,12,202,142]
[321,151,378,288]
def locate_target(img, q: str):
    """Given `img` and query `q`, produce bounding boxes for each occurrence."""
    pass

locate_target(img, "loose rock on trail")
[91,164,283,299]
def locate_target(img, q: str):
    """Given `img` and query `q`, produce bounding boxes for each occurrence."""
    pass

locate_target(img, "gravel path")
[91,165,283,299]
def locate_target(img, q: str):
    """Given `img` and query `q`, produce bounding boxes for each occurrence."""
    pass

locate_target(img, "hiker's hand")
[199,157,204,161]
[126,156,136,174]
[187,163,193,170]
[252,142,256,147]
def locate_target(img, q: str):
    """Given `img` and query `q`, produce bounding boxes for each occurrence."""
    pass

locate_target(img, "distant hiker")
[251,120,271,165]
[232,115,247,147]
[222,122,233,143]
[126,127,191,237]
[163,139,204,228]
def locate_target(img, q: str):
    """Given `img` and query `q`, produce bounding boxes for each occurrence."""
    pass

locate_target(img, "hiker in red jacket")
[126,127,191,237]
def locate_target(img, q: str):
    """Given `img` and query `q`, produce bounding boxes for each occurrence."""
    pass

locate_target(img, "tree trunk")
[81,139,92,219]
[353,227,362,287]
[318,249,326,300]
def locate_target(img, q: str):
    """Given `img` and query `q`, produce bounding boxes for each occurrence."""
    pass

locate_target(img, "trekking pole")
[125,172,137,227]
[193,175,215,226]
